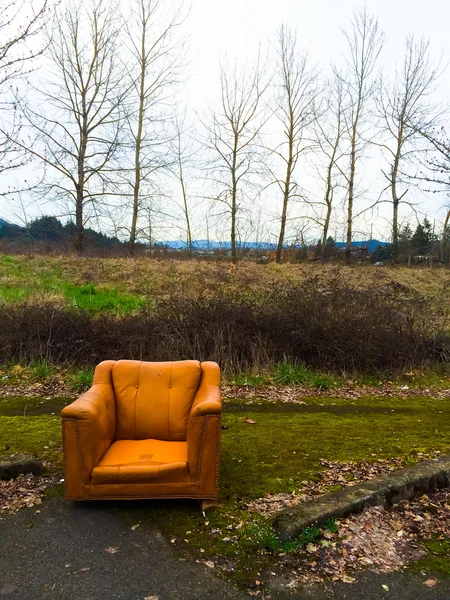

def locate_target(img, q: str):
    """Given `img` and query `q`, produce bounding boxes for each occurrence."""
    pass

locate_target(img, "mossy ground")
[0,415,62,467]
[409,537,450,576]
[1,391,449,585]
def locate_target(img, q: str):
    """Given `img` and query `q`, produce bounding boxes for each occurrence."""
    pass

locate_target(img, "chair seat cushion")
[91,439,189,485]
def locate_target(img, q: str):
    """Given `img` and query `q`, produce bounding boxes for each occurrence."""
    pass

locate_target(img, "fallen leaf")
[244,417,256,424]
[130,524,140,530]
[204,561,215,568]
[424,580,437,588]
[382,584,389,591]
[105,546,118,554]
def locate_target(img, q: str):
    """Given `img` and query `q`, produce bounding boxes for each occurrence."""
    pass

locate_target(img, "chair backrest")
[112,360,202,441]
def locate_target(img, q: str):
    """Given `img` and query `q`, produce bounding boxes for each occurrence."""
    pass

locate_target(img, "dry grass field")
[0,254,449,374]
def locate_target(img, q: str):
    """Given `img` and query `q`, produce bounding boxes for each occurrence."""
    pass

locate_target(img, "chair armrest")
[189,362,222,417]
[190,394,222,417]
[61,382,116,494]
[187,362,222,492]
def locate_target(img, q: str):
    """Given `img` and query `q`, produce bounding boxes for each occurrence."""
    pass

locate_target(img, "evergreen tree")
[411,218,435,255]
[29,216,64,241]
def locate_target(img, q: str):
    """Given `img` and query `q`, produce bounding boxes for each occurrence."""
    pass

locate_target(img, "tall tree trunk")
[179,160,192,253]
[130,21,147,256]
[346,97,361,265]
[346,152,355,265]
[276,116,294,264]
[390,115,404,260]
[231,133,238,264]
[75,184,84,253]
[440,208,450,262]
[321,124,340,262]
[75,104,88,254]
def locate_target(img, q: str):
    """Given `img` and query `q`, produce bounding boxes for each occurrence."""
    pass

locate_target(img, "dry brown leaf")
[424,579,437,587]
[244,417,256,424]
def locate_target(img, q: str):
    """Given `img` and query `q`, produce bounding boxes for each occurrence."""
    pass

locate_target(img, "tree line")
[0,0,449,263]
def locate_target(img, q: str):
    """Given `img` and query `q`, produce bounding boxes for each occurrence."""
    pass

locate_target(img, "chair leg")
[199,499,218,512]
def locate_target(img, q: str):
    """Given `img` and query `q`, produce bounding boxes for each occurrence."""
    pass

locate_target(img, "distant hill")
[160,239,387,252]
[0,217,13,229]
[0,215,387,253]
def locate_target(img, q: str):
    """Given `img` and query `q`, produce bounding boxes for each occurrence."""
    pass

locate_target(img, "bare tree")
[270,25,318,263]
[0,0,49,176]
[311,71,345,259]
[376,36,440,258]
[168,111,196,253]
[417,126,450,260]
[15,0,126,252]
[121,0,185,254]
[205,57,267,263]
[341,7,385,263]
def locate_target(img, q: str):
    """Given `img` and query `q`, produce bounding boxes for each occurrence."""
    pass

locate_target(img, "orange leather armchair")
[61,360,222,509]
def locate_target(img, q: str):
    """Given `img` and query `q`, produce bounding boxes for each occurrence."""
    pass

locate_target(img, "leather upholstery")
[61,360,222,502]
[113,360,202,441]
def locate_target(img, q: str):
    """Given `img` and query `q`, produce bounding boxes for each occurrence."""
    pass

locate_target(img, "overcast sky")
[1,0,449,243]
[187,0,450,241]
[187,0,450,107]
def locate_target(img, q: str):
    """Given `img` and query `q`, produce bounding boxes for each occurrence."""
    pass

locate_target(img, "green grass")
[62,283,145,313]
[0,255,146,315]
[273,360,338,389]
[234,373,267,387]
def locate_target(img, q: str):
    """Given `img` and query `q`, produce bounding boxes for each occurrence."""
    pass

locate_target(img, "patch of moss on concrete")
[220,408,450,499]
[0,396,70,416]
[44,483,65,497]
[409,536,450,577]
[0,416,62,468]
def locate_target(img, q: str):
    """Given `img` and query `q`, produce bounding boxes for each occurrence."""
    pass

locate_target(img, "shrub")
[273,361,310,385]
[0,274,448,374]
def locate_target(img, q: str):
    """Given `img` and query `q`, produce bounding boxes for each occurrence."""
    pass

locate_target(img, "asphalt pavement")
[1,498,449,600]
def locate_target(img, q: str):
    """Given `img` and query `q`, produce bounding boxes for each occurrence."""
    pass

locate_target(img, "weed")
[29,359,56,381]
[240,517,281,551]
[68,368,94,391]
[273,361,337,389]
[235,373,267,387]
[298,526,321,546]
[311,374,337,390]
[273,361,310,385]
[323,517,338,533]
[281,540,301,553]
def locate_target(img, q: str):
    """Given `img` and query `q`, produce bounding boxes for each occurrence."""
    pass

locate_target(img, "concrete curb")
[273,455,450,542]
